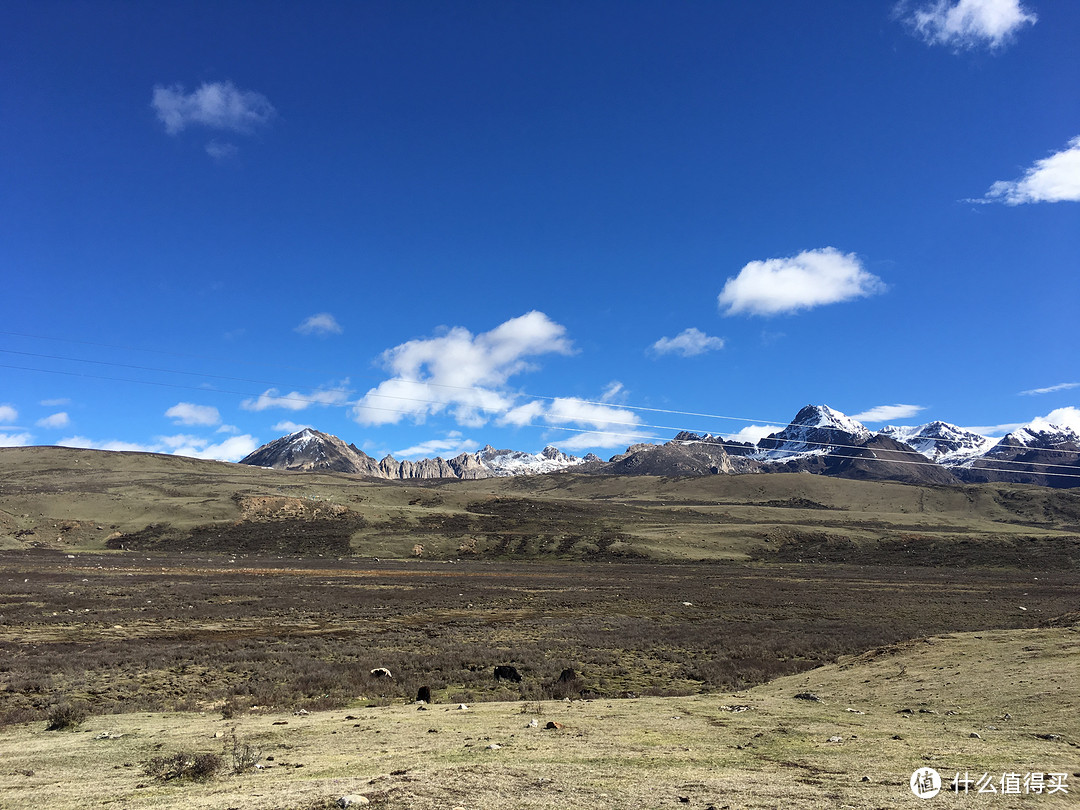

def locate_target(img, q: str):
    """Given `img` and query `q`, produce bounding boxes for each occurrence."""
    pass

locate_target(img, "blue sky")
[2,0,1078,461]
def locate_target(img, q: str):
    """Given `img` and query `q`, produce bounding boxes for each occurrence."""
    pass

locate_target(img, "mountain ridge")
[238,406,1080,488]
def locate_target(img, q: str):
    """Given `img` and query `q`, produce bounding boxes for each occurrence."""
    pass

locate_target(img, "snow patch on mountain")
[878,421,995,466]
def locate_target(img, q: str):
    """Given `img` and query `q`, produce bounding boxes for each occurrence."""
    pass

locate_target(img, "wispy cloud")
[718,247,885,316]
[352,312,573,428]
[395,431,480,459]
[58,433,259,462]
[205,140,239,160]
[0,404,18,424]
[152,81,276,135]
[241,383,350,412]
[974,136,1080,205]
[850,404,926,423]
[296,313,343,336]
[271,420,313,434]
[898,0,1037,50]
[165,402,221,426]
[1020,382,1080,396]
[40,398,71,407]
[36,412,70,429]
[651,327,725,357]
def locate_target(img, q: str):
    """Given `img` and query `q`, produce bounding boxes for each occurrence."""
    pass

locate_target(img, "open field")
[2,446,1079,565]
[1,621,1076,809]
[1,446,1078,806]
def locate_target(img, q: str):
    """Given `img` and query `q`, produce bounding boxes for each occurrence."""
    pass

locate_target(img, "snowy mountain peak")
[989,423,1080,454]
[878,421,994,465]
[755,405,870,460]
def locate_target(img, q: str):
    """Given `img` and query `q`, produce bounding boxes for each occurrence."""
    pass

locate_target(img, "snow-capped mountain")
[240,430,595,480]
[984,424,1080,456]
[754,404,872,461]
[878,421,995,466]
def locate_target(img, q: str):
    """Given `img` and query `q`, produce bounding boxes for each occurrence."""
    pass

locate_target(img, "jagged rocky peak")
[878,421,995,464]
[987,423,1080,455]
[239,428,380,475]
[756,404,870,460]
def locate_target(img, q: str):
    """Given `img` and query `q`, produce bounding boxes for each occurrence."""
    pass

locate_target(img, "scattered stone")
[527,718,539,728]
[860,776,871,782]
[827,736,843,743]
[897,708,913,714]
[487,743,502,750]
[294,708,310,716]
[919,708,937,714]
[457,704,469,711]
[892,735,903,740]
[337,796,370,808]
[417,705,428,711]
[945,710,960,716]
[273,721,288,725]
[213,731,224,738]
[794,692,822,702]
[845,708,865,714]
[1035,733,1061,741]
[720,705,750,713]
[679,797,690,804]
[970,732,981,739]
[344,715,358,720]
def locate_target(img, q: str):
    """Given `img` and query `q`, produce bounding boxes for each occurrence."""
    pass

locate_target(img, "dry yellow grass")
[2,623,1075,809]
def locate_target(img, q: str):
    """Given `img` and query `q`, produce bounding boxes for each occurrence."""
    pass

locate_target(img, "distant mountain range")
[239,404,1080,489]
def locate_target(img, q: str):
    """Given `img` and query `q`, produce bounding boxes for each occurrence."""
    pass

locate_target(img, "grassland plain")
[1,447,1079,807]
[0,622,1075,809]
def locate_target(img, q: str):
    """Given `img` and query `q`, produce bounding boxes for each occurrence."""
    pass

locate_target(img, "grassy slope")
[1,622,1075,809]
[2,446,1079,564]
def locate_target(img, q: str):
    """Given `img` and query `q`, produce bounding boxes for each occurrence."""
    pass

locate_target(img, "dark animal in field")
[370,667,393,679]
[416,685,432,703]
[494,665,522,682]
[558,668,577,683]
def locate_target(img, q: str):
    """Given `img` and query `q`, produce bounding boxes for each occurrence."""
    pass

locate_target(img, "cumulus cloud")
[0,404,18,424]
[36,412,70,429]
[718,247,885,316]
[0,432,33,447]
[395,432,480,459]
[58,433,259,462]
[1030,407,1080,435]
[1020,382,1080,396]
[850,404,926,423]
[900,0,1036,50]
[296,313,344,336]
[152,81,276,135]
[537,397,648,451]
[352,312,573,427]
[165,402,221,426]
[241,383,350,412]
[651,328,725,357]
[723,425,778,444]
[976,137,1080,205]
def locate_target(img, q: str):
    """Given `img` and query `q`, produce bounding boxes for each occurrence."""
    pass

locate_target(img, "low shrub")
[143,752,222,781]
[45,702,87,731]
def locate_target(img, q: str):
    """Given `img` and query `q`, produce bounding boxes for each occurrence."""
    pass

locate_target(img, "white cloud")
[1030,407,1080,435]
[296,313,343,336]
[36,412,70,429]
[352,312,573,427]
[651,327,725,357]
[271,420,312,434]
[216,424,240,434]
[900,0,1036,50]
[1020,382,1080,396]
[165,402,221,426]
[152,81,276,135]
[241,383,350,412]
[0,432,33,447]
[977,136,1080,205]
[718,247,885,316]
[600,381,626,403]
[0,404,18,423]
[722,425,777,444]
[40,398,70,407]
[395,432,480,459]
[540,397,648,451]
[496,400,547,428]
[57,433,259,462]
[850,404,926,423]
[205,140,239,160]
